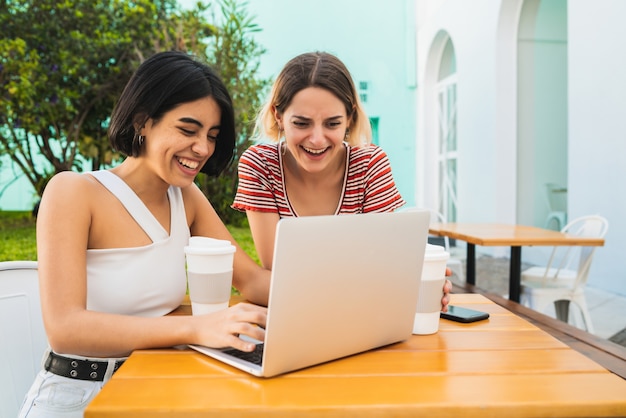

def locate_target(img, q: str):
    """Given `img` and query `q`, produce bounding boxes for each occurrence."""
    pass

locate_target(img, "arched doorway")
[422,31,458,222]
[517,0,568,229]
[436,38,458,222]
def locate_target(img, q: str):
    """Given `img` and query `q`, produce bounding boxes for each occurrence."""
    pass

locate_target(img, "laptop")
[189,210,430,377]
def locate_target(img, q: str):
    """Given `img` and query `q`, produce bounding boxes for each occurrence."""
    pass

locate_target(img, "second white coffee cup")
[413,244,449,335]
[184,237,236,315]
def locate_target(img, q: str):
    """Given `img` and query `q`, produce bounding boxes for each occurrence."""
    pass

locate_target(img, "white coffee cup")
[184,237,236,315]
[413,244,449,335]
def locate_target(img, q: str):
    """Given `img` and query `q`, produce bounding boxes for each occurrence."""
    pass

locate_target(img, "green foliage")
[0,0,270,223]
[0,0,167,194]
[228,223,260,265]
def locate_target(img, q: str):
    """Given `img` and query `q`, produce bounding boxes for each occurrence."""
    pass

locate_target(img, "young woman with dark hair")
[19,51,269,417]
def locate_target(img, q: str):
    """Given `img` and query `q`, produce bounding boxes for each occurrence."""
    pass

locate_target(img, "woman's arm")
[185,184,271,306]
[245,210,280,270]
[231,145,281,270]
[37,173,266,357]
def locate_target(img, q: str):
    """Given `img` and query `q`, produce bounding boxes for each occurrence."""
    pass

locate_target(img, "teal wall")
[0,155,39,211]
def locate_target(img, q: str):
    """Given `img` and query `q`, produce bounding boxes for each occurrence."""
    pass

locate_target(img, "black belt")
[44,351,125,381]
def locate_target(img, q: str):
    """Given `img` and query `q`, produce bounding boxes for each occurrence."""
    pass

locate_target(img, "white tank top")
[85,171,190,317]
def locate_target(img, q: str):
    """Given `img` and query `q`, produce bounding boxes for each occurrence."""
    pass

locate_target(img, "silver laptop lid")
[260,210,429,377]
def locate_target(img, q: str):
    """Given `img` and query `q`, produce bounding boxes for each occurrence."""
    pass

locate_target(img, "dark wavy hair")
[108,51,235,176]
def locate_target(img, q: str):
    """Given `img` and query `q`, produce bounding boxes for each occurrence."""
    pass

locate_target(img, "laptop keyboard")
[221,343,264,366]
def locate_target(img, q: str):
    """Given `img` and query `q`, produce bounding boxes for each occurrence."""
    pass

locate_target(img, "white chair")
[520,215,608,333]
[399,207,464,282]
[0,261,47,418]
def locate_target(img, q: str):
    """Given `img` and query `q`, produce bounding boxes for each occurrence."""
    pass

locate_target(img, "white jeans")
[18,350,125,417]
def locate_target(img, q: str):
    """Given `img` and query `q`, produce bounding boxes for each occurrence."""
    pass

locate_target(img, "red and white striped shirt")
[232,143,406,217]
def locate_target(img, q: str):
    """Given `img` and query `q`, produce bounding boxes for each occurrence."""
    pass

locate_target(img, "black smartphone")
[440,305,490,323]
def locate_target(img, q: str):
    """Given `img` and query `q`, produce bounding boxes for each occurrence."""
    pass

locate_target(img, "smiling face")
[141,96,221,187]
[275,87,350,175]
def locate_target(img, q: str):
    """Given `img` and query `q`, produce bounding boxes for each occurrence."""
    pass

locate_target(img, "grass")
[0,211,38,261]
[0,211,259,264]
[228,224,260,265]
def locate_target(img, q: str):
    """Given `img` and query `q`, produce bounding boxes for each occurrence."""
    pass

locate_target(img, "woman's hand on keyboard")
[191,302,267,352]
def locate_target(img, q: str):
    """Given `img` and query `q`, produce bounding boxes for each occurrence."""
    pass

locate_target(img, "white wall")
[416,0,506,224]
[415,0,625,296]
[568,0,626,294]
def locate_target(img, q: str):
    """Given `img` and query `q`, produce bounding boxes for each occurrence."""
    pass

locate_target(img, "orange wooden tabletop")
[85,294,626,417]
[428,223,605,247]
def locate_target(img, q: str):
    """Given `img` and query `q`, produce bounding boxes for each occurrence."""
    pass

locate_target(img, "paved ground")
[445,252,532,298]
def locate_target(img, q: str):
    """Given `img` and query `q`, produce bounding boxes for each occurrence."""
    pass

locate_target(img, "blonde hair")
[253,52,371,146]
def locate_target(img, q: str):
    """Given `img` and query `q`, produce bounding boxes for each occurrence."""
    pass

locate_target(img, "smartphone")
[440,305,489,323]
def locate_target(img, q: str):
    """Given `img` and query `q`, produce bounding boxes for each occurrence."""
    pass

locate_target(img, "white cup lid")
[185,237,235,255]
[425,243,449,261]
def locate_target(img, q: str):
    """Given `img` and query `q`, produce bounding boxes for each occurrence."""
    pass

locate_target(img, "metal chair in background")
[520,215,609,333]
[544,182,568,231]
[0,261,46,418]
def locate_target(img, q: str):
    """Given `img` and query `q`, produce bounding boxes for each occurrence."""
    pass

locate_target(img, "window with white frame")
[436,38,458,222]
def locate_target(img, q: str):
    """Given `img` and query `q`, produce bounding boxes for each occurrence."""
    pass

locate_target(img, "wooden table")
[85,294,626,417]
[428,223,605,302]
